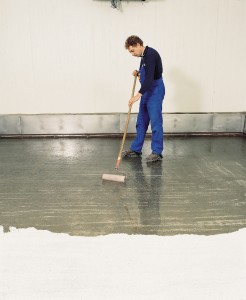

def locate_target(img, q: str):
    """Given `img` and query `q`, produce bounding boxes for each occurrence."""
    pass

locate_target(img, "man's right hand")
[132,70,139,77]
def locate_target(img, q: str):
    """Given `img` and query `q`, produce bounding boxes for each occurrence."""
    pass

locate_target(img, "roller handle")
[115,75,137,170]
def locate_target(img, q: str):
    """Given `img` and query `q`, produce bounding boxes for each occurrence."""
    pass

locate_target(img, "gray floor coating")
[0,136,246,237]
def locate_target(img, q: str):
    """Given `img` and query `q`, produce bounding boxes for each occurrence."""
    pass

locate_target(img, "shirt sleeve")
[139,54,155,95]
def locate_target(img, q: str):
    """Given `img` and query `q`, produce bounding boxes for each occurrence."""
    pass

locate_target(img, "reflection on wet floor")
[0,136,246,236]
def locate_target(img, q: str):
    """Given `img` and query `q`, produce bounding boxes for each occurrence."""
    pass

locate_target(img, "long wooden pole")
[115,75,137,170]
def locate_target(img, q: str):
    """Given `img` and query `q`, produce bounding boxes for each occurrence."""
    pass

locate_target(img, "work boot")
[146,153,163,162]
[122,149,142,158]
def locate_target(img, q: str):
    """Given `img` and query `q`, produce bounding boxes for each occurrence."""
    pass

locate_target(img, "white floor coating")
[1,227,246,300]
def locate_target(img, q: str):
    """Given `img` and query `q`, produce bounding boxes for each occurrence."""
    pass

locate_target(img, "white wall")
[0,0,245,114]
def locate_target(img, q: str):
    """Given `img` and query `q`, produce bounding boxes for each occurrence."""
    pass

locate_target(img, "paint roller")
[102,75,137,183]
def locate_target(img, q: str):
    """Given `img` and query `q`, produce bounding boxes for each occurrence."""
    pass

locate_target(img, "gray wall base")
[243,113,246,135]
[0,113,245,136]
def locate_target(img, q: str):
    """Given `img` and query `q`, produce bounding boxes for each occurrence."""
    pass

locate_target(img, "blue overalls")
[130,63,165,155]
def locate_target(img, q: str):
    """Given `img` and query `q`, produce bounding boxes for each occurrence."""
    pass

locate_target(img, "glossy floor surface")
[0,136,246,299]
[0,136,246,236]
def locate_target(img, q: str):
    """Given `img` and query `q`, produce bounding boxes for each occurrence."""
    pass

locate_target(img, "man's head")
[125,35,144,57]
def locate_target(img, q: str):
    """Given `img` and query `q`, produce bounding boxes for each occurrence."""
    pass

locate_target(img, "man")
[122,35,165,162]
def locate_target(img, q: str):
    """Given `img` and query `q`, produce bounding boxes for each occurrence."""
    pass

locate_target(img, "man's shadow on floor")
[126,158,163,235]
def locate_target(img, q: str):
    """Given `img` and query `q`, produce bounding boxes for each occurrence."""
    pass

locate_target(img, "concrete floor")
[0,136,246,299]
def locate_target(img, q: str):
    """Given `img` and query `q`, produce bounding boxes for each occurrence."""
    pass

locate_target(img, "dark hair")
[125,35,143,49]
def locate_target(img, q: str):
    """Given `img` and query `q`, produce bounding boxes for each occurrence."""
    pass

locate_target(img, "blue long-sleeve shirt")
[139,46,163,95]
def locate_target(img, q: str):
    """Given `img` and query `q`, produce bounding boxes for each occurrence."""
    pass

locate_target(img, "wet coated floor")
[0,136,246,236]
[0,136,246,299]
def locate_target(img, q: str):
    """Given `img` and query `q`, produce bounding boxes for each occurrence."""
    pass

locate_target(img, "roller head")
[102,173,126,183]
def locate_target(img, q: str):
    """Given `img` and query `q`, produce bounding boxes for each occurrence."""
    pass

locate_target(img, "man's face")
[128,43,142,57]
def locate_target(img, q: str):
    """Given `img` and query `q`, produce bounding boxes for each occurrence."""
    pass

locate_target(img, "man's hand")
[132,70,139,77]
[128,92,142,107]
